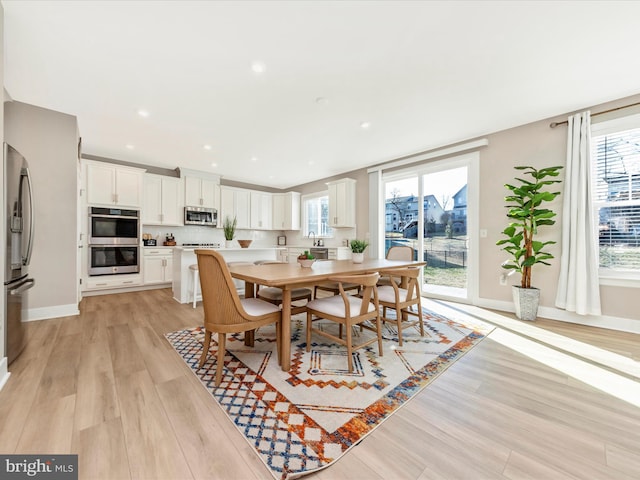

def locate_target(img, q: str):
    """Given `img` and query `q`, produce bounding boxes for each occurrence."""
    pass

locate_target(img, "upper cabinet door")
[184,175,219,209]
[86,162,116,205]
[272,192,300,230]
[250,191,272,230]
[143,174,183,226]
[184,176,202,207]
[161,176,183,225]
[327,178,356,228]
[220,186,250,229]
[85,161,144,208]
[116,168,144,207]
[143,174,163,224]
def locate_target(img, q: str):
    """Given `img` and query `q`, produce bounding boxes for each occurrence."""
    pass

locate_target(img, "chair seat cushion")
[307,295,375,318]
[258,287,311,302]
[377,285,410,303]
[241,298,281,316]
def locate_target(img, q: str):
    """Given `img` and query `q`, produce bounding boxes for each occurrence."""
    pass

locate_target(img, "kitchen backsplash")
[141,225,358,248]
[142,225,280,247]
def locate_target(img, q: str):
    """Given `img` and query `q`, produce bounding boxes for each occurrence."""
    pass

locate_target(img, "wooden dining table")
[228,258,426,371]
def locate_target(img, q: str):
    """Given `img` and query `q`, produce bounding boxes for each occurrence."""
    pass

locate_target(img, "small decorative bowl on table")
[297,258,315,268]
[237,239,253,248]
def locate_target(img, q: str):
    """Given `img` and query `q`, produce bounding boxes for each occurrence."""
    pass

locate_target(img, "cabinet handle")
[123,281,134,284]
[96,283,108,286]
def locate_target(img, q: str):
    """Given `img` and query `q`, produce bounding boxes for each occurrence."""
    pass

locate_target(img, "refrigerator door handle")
[21,166,35,266]
[9,278,35,295]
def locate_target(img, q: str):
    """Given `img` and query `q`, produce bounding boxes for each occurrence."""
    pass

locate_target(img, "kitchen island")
[172,246,287,304]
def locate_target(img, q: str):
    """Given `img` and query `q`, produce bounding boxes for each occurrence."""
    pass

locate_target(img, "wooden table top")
[228,258,425,288]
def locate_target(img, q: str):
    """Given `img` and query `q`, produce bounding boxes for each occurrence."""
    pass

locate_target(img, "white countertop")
[175,246,286,251]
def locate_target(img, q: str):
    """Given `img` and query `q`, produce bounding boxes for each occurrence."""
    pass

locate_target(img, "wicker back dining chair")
[305,272,382,373]
[195,249,282,386]
[377,267,424,346]
[377,245,414,286]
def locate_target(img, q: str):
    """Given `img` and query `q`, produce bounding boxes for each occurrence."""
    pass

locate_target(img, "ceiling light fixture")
[251,62,266,74]
[203,144,212,150]
[126,144,135,149]
[211,162,218,168]
[137,109,149,118]
[315,97,328,105]
[360,121,371,129]
[251,156,258,162]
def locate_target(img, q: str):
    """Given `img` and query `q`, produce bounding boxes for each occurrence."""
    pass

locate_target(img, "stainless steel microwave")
[184,207,217,227]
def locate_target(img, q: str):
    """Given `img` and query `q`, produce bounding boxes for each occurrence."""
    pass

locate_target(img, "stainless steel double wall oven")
[88,207,140,275]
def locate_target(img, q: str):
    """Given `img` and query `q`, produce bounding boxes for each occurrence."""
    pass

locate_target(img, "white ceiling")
[4,1,640,189]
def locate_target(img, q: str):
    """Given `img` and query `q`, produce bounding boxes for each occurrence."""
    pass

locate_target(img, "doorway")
[382,153,478,303]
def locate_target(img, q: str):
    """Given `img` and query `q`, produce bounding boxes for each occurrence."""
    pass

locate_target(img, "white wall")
[0,3,6,381]
[293,94,640,333]
[4,101,79,320]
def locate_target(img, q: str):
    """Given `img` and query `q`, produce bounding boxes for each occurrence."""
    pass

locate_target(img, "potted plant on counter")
[223,215,237,248]
[496,165,563,321]
[349,239,369,263]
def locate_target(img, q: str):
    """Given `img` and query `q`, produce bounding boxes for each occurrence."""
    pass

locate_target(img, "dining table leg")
[244,280,255,347]
[280,287,292,370]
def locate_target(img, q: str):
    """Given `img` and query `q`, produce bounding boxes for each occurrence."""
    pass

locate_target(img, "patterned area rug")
[166,303,494,479]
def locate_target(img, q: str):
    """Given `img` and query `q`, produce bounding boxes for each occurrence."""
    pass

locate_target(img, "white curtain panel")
[555,111,602,315]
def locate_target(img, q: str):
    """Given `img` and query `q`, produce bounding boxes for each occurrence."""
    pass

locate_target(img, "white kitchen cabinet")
[184,175,219,209]
[143,174,183,226]
[86,160,145,208]
[286,247,306,264]
[250,191,273,230]
[327,178,356,228]
[272,192,300,230]
[85,274,142,291]
[143,247,173,284]
[220,186,251,229]
[328,247,351,260]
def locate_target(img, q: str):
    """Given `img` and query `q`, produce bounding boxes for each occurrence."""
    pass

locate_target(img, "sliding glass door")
[382,153,478,302]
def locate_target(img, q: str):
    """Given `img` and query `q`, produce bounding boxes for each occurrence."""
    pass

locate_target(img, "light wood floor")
[1,288,638,479]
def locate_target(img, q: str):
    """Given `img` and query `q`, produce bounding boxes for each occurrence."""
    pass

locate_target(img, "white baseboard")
[476,297,640,335]
[0,357,10,392]
[25,303,79,322]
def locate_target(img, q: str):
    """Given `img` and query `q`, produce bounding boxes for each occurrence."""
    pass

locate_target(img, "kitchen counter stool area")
[172,246,287,304]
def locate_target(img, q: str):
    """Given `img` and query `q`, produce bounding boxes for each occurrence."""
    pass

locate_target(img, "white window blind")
[591,125,640,274]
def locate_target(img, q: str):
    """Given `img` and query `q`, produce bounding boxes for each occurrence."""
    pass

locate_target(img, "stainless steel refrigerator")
[4,143,35,364]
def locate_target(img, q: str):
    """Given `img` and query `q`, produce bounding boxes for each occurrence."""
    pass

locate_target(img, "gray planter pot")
[512,285,540,321]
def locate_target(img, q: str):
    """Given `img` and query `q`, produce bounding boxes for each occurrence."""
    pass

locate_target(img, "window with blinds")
[591,124,640,275]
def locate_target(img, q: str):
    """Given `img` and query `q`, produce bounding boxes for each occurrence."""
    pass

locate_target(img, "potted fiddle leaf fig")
[496,165,563,321]
[349,239,369,263]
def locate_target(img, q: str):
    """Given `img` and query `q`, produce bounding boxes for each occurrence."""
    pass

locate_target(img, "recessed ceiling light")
[137,109,149,118]
[211,162,218,168]
[126,144,135,149]
[315,97,328,105]
[308,160,315,166]
[360,121,371,129]
[203,144,212,150]
[251,62,266,74]
[251,156,258,162]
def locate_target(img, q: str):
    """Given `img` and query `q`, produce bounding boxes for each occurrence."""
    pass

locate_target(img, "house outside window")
[591,114,640,281]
